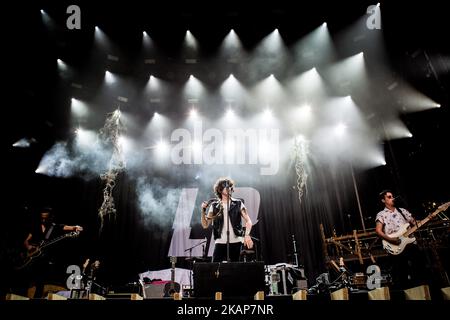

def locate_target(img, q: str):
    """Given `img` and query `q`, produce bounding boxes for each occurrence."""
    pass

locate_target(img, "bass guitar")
[382,202,449,255]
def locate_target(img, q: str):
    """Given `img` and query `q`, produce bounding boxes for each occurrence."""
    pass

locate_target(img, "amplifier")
[142,281,170,298]
[193,262,265,298]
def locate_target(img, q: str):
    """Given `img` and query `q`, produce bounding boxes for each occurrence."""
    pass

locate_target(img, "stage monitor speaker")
[193,262,265,298]
[142,283,167,298]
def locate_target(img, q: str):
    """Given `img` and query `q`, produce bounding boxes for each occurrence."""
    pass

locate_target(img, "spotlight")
[192,141,202,152]
[155,140,169,154]
[71,98,89,117]
[335,123,347,136]
[262,109,273,121]
[189,109,198,118]
[35,167,45,174]
[296,134,306,142]
[226,109,235,118]
[387,81,398,91]
[12,138,36,148]
[57,59,67,71]
[302,104,312,113]
[105,70,115,84]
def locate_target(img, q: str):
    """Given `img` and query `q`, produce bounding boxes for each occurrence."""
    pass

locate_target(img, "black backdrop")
[2,0,450,295]
[3,146,448,293]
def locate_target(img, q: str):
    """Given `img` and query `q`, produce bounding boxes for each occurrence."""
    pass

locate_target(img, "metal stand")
[292,235,299,267]
[225,183,232,262]
[350,163,366,232]
[184,240,207,296]
[226,210,230,262]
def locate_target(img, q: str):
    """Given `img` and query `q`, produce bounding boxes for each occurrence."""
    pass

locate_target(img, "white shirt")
[376,207,413,236]
[208,199,246,244]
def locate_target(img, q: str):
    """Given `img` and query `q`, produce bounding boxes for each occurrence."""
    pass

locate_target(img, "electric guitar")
[382,202,450,255]
[163,256,181,297]
[16,231,80,270]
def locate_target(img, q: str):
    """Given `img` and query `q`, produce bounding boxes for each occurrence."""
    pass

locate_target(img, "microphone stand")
[226,185,231,263]
[184,240,207,295]
[184,240,207,255]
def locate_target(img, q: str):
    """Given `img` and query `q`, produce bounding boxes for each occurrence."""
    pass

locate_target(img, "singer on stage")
[201,177,253,262]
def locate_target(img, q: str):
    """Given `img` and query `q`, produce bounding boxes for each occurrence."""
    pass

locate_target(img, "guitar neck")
[41,236,63,249]
[404,207,446,237]
[40,232,73,250]
[169,256,177,282]
[171,264,175,282]
[404,221,421,237]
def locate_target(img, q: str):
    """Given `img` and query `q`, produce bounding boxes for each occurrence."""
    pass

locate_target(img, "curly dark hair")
[213,177,235,198]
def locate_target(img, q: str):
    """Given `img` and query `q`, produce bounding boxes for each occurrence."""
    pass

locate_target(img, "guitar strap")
[396,207,409,223]
[44,223,55,240]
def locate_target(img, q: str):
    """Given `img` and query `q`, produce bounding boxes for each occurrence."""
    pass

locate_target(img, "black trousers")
[212,243,242,262]
[388,244,428,290]
[25,258,61,298]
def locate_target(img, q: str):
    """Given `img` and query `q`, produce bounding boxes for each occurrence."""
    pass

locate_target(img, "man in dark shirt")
[23,207,83,298]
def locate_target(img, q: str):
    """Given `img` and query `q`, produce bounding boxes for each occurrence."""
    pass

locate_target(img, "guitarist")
[375,190,427,290]
[22,207,83,298]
